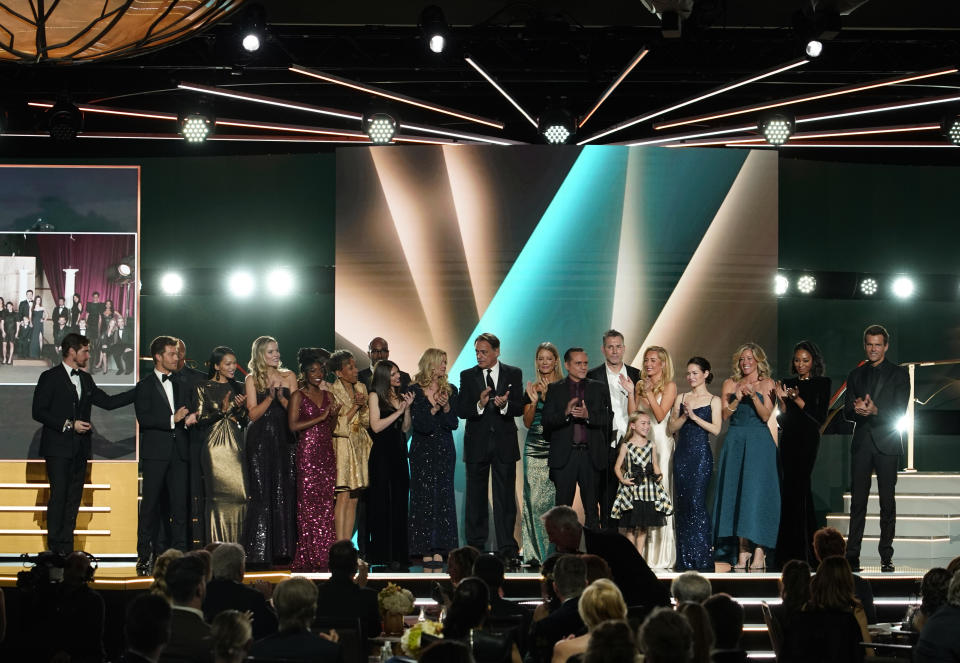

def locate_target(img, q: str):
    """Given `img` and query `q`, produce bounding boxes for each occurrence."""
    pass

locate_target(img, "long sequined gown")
[713,392,781,563]
[196,380,248,544]
[520,397,554,564]
[242,388,297,566]
[331,380,373,493]
[775,376,831,566]
[408,384,459,557]
[674,401,715,571]
[292,390,337,571]
[643,394,677,568]
[366,399,410,566]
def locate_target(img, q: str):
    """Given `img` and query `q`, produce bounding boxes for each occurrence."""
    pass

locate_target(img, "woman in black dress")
[69,294,83,332]
[775,340,831,567]
[1,301,15,364]
[29,295,44,358]
[366,359,413,569]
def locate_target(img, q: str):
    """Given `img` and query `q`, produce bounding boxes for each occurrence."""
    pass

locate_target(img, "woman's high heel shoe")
[749,550,767,572]
[733,552,752,572]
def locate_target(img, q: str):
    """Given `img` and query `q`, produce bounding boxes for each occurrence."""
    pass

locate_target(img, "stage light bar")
[289,65,505,129]
[178,82,362,122]
[578,58,808,145]
[797,274,817,294]
[266,268,295,297]
[860,278,878,295]
[463,56,538,128]
[227,271,255,298]
[892,276,915,299]
[579,47,649,128]
[654,67,959,131]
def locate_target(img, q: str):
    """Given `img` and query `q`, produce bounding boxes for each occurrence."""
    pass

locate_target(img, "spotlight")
[363,112,397,144]
[47,97,82,140]
[775,274,789,296]
[227,271,256,298]
[117,263,132,277]
[896,414,912,434]
[759,114,794,146]
[797,274,817,294]
[160,272,184,295]
[420,5,449,54]
[239,4,266,53]
[891,276,915,299]
[242,34,261,52]
[860,277,878,296]
[180,112,213,143]
[539,107,575,144]
[944,117,960,145]
[805,40,823,58]
[266,268,295,297]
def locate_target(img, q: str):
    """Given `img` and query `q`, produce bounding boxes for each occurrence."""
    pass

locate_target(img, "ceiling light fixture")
[364,112,398,144]
[463,57,537,128]
[578,58,808,145]
[289,65,505,129]
[420,5,449,55]
[179,112,213,143]
[860,278,878,296]
[805,40,823,58]
[654,67,959,131]
[539,108,575,144]
[759,114,794,145]
[579,47,649,128]
[944,117,960,145]
[47,97,82,140]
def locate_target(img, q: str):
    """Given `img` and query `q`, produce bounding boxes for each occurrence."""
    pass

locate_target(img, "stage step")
[827,514,960,537]
[842,493,960,515]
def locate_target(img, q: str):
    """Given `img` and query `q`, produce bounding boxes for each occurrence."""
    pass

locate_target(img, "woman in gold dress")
[329,349,372,542]
[196,346,248,543]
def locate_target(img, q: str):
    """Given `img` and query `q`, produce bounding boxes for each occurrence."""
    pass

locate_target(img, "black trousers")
[187,430,206,548]
[366,437,410,565]
[552,448,600,529]
[846,441,899,562]
[465,458,519,555]
[45,453,88,554]
[138,456,188,558]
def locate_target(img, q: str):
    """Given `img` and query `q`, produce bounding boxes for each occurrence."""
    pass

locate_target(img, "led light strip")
[289,65,505,129]
[464,56,538,128]
[578,58,809,144]
[653,66,959,131]
[668,123,942,148]
[579,48,650,128]
[612,123,757,146]
[795,92,960,125]
[398,121,524,145]
[178,82,361,121]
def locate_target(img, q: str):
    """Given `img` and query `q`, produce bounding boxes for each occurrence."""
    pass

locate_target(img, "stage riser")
[874,474,960,495]
[842,495,960,515]
[827,515,960,537]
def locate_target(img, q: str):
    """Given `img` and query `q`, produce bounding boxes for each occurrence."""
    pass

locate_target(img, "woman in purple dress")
[288,348,340,571]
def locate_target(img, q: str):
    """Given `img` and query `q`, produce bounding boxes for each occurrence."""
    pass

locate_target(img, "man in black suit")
[843,324,910,573]
[586,330,642,529]
[357,336,411,391]
[18,288,33,321]
[175,338,209,549]
[315,540,380,639]
[473,553,530,654]
[528,554,587,663]
[251,577,342,663]
[162,555,213,663]
[123,592,172,663]
[53,296,69,326]
[542,348,611,529]
[31,333,135,555]
[542,505,670,608]
[135,335,194,574]
[203,543,278,640]
[456,332,524,560]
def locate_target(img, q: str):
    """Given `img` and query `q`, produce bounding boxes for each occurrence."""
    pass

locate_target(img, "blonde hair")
[730,342,771,381]
[211,610,252,662]
[578,578,628,630]
[641,346,674,396]
[534,342,564,383]
[248,335,283,393]
[149,548,184,601]
[274,577,319,629]
[621,410,651,445]
[414,348,452,395]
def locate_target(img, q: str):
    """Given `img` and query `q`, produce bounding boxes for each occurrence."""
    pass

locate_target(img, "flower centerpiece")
[378,582,415,635]
[400,620,443,657]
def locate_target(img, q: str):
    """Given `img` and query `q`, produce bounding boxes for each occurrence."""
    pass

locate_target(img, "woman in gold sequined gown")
[329,350,372,542]
[196,346,248,544]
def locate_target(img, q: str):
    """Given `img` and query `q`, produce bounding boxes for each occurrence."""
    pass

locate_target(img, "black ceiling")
[2,1,960,162]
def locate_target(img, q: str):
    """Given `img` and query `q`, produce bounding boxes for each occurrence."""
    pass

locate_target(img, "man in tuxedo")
[314,540,380,639]
[542,348,611,529]
[528,554,587,663]
[85,292,104,341]
[203,543,278,639]
[357,336,411,391]
[53,297,69,326]
[175,338,208,548]
[124,592,173,663]
[135,335,195,575]
[456,332,524,561]
[542,505,671,608]
[586,330,641,529]
[843,324,910,573]
[32,333,135,555]
[18,288,33,320]
[163,555,213,663]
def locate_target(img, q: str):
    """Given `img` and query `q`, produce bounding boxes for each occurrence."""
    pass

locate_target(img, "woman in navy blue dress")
[407,348,459,566]
[668,357,722,571]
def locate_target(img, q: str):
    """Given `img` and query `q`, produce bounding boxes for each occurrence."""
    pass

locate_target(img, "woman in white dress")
[636,346,678,568]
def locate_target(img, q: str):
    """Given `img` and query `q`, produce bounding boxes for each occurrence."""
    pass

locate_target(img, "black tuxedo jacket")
[456,363,524,463]
[135,371,190,461]
[529,596,585,663]
[582,527,671,608]
[843,359,910,455]
[314,573,381,638]
[174,364,207,412]
[203,578,278,639]
[586,363,642,444]
[162,608,212,663]
[53,306,69,323]
[32,364,135,459]
[249,628,343,663]
[18,299,30,320]
[542,377,611,471]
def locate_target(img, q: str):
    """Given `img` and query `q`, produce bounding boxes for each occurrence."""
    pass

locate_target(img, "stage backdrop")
[336,145,779,546]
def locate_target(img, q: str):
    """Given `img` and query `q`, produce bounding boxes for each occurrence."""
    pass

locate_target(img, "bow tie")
[70,369,80,377]
[161,374,172,382]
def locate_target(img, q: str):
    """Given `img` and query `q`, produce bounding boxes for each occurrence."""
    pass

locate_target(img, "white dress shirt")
[476,361,510,415]
[63,362,82,400]
[155,368,176,429]
[605,364,631,447]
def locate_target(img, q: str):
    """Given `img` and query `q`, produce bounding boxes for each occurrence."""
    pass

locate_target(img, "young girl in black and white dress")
[611,411,674,553]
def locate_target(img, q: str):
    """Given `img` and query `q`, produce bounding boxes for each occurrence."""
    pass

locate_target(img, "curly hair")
[730,342,771,381]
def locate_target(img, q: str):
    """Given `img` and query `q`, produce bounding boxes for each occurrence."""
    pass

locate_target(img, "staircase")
[827,472,960,561]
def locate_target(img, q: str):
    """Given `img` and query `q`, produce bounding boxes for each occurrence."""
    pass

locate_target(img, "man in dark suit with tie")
[357,336,411,391]
[18,289,33,321]
[456,332,524,561]
[586,330,642,529]
[843,324,910,573]
[135,335,195,575]
[542,348,611,529]
[32,333,135,555]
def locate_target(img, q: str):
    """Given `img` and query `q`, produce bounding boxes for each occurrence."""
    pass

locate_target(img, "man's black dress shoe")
[847,558,861,572]
[881,560,895,573]
[135,558,152,577]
